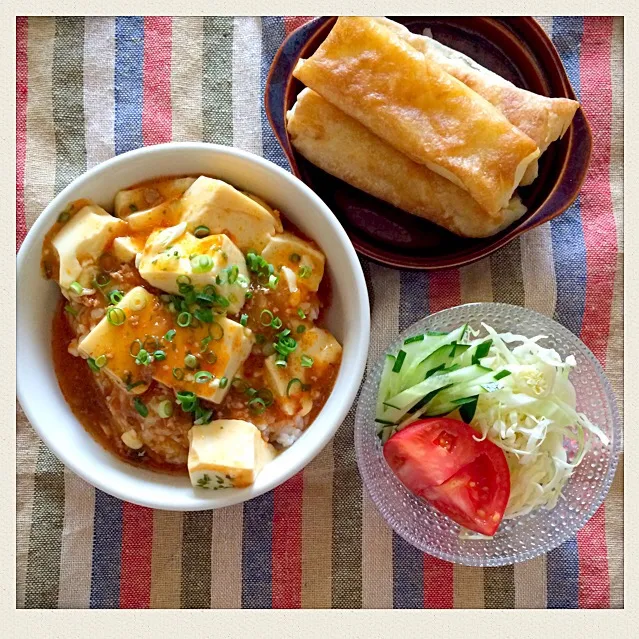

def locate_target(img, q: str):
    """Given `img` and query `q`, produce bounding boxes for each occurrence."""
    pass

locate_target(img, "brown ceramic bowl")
[265,16,592,270]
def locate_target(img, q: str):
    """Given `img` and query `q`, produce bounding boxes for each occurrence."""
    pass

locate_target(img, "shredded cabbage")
[463,323,608,520]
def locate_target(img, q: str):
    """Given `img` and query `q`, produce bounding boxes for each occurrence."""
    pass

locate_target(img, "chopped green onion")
[154,350,166,361]
[289,253,301,263]
[64,304,78,317]
[232,377,249,392]
[297,308,306,319]
[94,272,111,288]
[392,350,406,373]
[194,225,210,238]
[69,281,83,295]
[164,329,176,342]
[143,335,159,352]
[107,307,126,326]
[194,308,213,324]
[176,275,192,286]
[296,325,306,334]
[172,367,184,380]
[210,322,224,340]
[228,265,239,284]
[257,388,274,406]
[274,334,297,358]
[177,311,192,327]
[95,354,108,368]
[87,358,100,373]
[268,274,279,289]
[275,359,287,368]
[158,400,174,418]
[133,397,148,418]
[301,355,314,368]
[287,378,303,397]
[135,349,151,366]
[240,314,248,327]
[299,265,312,279]
[184,354,198,369]
[108,290,124,305]
[246,387,258,398]
[205,351,218,365]
[195,371,213,384]
[219,377,228,389]
[271,316,283,330]
[200,335,212,352]
[129,339,143,356]
[191,254,214,273]
[404,334,425,344]
[248,397,267,415]
[260,309,274,326]
[245,291,253,300]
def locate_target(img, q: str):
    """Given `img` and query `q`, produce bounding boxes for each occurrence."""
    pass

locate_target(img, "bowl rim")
[17,141,371,510]
[265,16,593,271]
[354,302,621,566]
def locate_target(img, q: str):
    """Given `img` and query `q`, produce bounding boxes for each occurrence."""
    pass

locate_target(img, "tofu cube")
[114,177,196,218]
[265,327,342,405]
[188,419,277,489]
[180,176,278,252]
[112,236,146,263]
[261,233,325,292]
[52,204,126,288]
[138,226,249,314]
[77,286,171,390]
[125,200,182,232]
[152,317,254,403]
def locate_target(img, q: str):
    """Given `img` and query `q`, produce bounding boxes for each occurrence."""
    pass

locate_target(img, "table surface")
[16,16,624,609]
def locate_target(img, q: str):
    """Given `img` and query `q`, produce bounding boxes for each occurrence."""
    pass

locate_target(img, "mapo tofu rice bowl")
[18,144,369,507]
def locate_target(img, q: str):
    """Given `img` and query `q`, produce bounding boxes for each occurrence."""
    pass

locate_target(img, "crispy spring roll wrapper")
[293,16,540,217]
[287,89,527,238]
[371,17,579,185]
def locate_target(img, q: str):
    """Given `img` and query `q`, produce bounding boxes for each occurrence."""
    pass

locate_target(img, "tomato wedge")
[383,418,510,536]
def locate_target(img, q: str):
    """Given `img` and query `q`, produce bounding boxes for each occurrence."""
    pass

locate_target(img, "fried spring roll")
[287,89,527,238]
[293,16,540,216]
[371,17,579,185]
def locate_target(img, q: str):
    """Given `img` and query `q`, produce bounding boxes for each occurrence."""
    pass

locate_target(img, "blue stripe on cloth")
[114,16,144,155]
[241,491,274,608]
[260,17,289,169]
[90,17,145,607]
[550,16,586,337]
[547,538,580,608]
[90,491,123,608]
[393,270,429,607]
[546,15,585,610]
[238,16,286,609]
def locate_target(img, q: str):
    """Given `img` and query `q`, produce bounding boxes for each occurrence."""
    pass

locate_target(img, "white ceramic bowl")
[17,142,370,511]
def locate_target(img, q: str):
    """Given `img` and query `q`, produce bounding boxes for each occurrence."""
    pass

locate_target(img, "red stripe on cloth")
[422,269,458,607]
[423,555,454,608]
[284,17,315,35]
[16,17,28,251]
[120,503,154,608]
[271,471,303,608]
[576,15,616,609]
[428,270,462,313]
[142,16,172,145]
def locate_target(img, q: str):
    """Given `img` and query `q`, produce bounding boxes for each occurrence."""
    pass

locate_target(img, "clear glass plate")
[354,303,621,566]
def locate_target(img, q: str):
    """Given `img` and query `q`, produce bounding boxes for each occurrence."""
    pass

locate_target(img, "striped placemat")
[16,16,624,609]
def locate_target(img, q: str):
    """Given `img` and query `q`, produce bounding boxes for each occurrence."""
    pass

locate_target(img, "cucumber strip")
[403,334,425,345]
[471,339,493,365]
[380,425,395,444]
[402,324,468,388]
[382,364,487,423]
[375,354,396,420]
[413,343,456,381]
[459,396,479,423]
